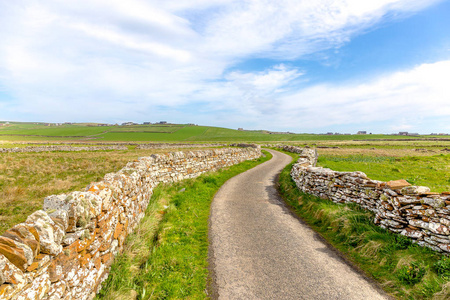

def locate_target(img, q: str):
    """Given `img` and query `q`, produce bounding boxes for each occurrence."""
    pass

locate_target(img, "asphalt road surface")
[208,149,390,300]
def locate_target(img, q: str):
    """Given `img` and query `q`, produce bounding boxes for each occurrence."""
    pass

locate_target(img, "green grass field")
[2,121,449,142]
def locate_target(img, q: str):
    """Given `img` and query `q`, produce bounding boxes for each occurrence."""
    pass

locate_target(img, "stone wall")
[0,146,129,153]
[0,143,226,153]
[286,146,450,254]
[135,143,225,150]
[0,146,261,299]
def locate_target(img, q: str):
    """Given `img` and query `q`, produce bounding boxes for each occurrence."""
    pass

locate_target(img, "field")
[2,123,450,233]
[2,121,450,298]
[2,121,450,142]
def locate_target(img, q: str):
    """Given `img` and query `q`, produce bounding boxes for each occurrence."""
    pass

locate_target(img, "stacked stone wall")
[285,146,450,254]
[0,143,226,153]
[0,146,129,153]
[0,146,260,299]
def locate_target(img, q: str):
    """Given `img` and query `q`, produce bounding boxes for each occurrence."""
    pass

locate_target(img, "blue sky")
[0,0,449,134]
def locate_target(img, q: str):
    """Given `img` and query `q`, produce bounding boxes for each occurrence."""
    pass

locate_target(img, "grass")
[3,121,450,142]
[318,153,450,192]
[0,147,218,234]
[96,150,272,299]
[278,151,450,299]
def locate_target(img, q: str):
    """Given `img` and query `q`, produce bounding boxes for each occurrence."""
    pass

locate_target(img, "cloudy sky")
[0,0,449,133]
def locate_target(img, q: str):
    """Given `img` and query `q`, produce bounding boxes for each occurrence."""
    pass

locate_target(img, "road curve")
[208,149,390,300]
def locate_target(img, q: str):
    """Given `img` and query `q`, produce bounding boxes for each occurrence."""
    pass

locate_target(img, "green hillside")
[0,121,444,142]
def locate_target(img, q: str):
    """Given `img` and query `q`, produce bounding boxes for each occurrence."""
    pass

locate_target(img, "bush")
[397,262,426,285]
[433,256,450,278]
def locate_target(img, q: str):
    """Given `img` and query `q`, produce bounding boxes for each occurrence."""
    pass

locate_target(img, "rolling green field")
[2,121,449,142]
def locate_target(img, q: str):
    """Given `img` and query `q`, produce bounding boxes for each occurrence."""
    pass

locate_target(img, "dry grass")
[0,147,206,234]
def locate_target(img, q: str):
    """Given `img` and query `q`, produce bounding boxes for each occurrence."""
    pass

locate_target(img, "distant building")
[357,131,367,135]
[399,132,408,136]
[97,123,109,127]
[326,132,333,135]
[143,122,151,125]
[121,122,134,126]
[158,121,167,124]
[238,128,244,131]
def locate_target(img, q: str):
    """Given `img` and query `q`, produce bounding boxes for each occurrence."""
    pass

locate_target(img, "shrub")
[397,262,426,285]
[433,256,450,278]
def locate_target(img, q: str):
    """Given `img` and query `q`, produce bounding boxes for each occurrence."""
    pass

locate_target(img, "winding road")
[208,149,390,299]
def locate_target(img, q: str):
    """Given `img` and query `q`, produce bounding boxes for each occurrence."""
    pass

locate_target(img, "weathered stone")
[2,225,39,257]
[0,237,33,272]
[401,228,423,239]
[423,198,446,209]
[428,222,450,235]
[397,197,422,206]
[0,253,26,285]
[26,210,62,256]
[16,273,50,300]
[386,179,411,190]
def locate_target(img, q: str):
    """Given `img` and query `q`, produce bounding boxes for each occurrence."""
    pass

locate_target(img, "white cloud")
[0,0,446,129]
[267,60,450,132]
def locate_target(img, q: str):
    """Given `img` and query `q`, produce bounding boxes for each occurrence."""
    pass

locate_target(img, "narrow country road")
[208,149,390,300]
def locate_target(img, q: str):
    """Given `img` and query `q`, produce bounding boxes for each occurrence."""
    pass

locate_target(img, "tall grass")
[0,148,207,233]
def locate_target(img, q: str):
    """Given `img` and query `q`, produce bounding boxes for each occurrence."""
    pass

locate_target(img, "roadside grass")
[96,151,272,299]
[278,152,450,299]
[0,148,215,233]
[318,153,450,192]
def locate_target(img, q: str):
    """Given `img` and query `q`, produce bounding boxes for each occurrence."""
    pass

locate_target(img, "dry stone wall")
[0,146,129,153]
[0,146,261,299]
[0,143,227,153]
[286,146,450,254]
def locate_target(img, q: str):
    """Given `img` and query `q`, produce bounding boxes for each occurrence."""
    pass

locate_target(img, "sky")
[0,0,449,134]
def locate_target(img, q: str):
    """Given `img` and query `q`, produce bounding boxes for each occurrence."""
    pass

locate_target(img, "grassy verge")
[96,150,272,299]
[278,152,450,299]
[318,153,450,192]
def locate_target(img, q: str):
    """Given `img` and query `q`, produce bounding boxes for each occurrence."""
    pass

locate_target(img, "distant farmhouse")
[398,132,419,136]
[357,131,367,135]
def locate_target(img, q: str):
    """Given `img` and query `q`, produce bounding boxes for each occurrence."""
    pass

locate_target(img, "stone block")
[386,179,411,190]
[0,253,26,285]
[26,210,63,256]
[2,225,40,257]
[0,236,33,272]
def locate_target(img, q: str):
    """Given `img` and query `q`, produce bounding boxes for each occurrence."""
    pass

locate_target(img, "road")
[208,149,390,299]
